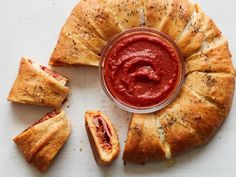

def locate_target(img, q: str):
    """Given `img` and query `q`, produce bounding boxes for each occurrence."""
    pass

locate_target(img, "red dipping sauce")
[100,28,184,113]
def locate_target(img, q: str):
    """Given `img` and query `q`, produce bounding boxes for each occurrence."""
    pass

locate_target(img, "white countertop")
[0,0,236,177]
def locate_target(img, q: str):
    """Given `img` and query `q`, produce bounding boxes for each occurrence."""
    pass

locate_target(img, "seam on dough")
[65,19,108,44]
[139,7,145,26]
[165,112,196,134]
[104,8,125,31]
[162,111,203,150]
[157,2,173,32]
[70,11,106,41]
[185,84,223,111]
[64,31,103,58]
[185,35,227,62]
[88,18,107,40]
[185,72,235,109]
[154,114,171,160]
[78,5,107,41]
[186,70,234,77]
[185,69,236,78]
[163,93,214,146]
[175,3,197,42]
[28,119,63,162]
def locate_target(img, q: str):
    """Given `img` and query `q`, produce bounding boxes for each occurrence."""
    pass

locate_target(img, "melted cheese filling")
[155,116,171,160]
[32,62,67,86]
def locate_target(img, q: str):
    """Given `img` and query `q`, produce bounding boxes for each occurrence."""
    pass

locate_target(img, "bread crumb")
[165,158,176,167]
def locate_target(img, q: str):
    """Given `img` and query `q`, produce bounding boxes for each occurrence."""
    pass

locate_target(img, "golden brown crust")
[49,0,145,66]
[185,72,235,114]
[49,0,107,66]
[123,85,230,163]
[49,31,101,66]
[49,0,229,67]
[176,4,221,57]
[61,14,106,55]
[124,77,234,163]
[85,110,120,166]
[157,111,201,158]
[75,0,123,41]
[144,0,194,40]
[8,58,70,107]
[123,114,166,164]
[47,0,235,164]
[13,109,71,172]
[185,36,235,74]
[162,86,225,154]
[101,0,144,30]
[122,2,234,164]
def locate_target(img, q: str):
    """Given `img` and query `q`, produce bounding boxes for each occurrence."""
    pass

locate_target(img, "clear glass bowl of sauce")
[99,27,185,113]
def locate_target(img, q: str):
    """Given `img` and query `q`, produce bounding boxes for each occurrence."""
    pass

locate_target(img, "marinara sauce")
[101,28,184,111]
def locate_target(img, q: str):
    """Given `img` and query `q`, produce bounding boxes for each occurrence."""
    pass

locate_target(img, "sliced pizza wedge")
[13,109,71,172]
[85,110,120,166]
[8,58,70,107]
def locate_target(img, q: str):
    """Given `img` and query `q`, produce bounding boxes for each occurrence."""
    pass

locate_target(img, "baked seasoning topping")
[205,74,216,87]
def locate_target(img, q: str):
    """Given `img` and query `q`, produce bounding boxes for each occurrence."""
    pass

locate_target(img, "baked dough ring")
[49,0,235,163]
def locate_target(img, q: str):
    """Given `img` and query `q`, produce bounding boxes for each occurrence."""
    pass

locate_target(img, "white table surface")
[0,1,236,177]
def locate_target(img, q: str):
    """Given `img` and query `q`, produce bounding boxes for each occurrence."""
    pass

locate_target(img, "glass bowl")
[99,27,185,114]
